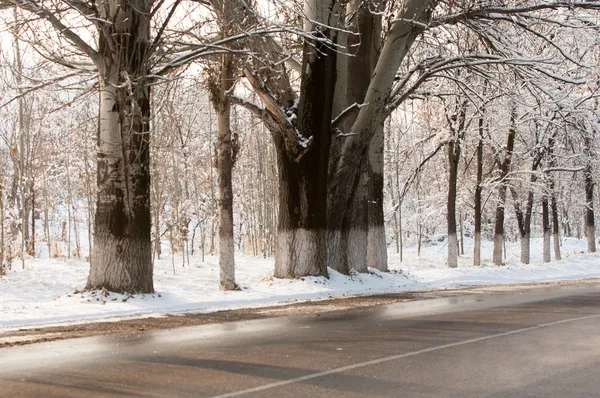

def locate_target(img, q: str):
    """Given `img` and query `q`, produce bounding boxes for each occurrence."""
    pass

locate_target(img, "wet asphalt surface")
[1,283,599,397]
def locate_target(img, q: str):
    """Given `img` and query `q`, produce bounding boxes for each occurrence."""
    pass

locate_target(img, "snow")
[0,236,599,330]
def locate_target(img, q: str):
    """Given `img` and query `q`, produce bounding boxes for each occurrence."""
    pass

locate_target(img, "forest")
[0,0,599,295]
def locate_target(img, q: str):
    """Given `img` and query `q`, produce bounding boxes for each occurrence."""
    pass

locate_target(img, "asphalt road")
[1,283,600,397]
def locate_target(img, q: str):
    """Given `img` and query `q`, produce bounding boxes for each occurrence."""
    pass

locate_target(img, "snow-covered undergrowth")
[1,237,599,329]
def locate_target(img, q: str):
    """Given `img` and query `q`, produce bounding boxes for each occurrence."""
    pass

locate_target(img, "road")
[1,282,600,397]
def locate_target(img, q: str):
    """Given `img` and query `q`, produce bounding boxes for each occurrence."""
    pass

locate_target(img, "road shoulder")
[1,278,598,348]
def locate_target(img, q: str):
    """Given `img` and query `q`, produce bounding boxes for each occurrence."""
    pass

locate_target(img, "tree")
[3,0,243,292]
[492,105,517,265]
[445,98,468,268]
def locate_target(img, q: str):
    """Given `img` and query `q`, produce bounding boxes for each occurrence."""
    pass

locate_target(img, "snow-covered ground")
[1,236,599,330]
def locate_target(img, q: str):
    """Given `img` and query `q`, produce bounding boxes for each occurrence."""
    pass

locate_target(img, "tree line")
[0,1,598,292]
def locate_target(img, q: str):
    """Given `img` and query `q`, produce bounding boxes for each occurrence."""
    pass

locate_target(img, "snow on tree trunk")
[87,1,153,293]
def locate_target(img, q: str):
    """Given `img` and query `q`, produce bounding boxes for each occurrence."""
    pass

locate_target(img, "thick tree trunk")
[328,1,435,274]
[348,162,368,273]
[87,2,153,293]
[329,0,384,273]
[274,144,329,277]
[274,14,337,278]
[367,124,387,271]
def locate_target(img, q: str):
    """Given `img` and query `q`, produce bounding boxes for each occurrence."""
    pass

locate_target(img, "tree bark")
[446,99,467,269]
[551,193,561,260]
[492,107,517,265]
[542,194,551,263]
[584,164,596,253]
[87,1,153,293]
[329,0,384,273]
[273,12,337,278]
[211,51,237,290]
[474,115,484,266]
[348,160,368,273]
[216,100,236,290]
[547,135,561,260]
[367,123,388,271]
[447,139,460,269]
[207,0,243,290]
[328,0,435,274]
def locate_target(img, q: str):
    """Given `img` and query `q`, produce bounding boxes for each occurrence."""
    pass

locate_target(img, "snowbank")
[1,237,598,329]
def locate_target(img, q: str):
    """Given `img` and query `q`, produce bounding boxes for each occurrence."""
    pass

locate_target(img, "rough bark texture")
[328,0,435,274]
[214,85,236,291]
[329,0,384,274]
[273,6,338,278]
[367,123,388,272]
[348,162,368,273]
[87,1,153,293]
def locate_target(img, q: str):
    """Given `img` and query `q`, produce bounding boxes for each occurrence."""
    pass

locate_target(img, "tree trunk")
[492,108,517,265]
[446,99,467,269]
[348,162,368,273]
[274,142,329,277]
[474,116,483,266]
[512,169,537,265]
[542,195,551,263]
[584,164,596,253]
[547,135,561,260]
[367,123,388,271]
[211,46,237,291]
[328,0,435,274]
[87,2,153,293]
[329,0,384,273]
[273,14,337,278]
[447,139,459,269]
[551,193,561,260]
